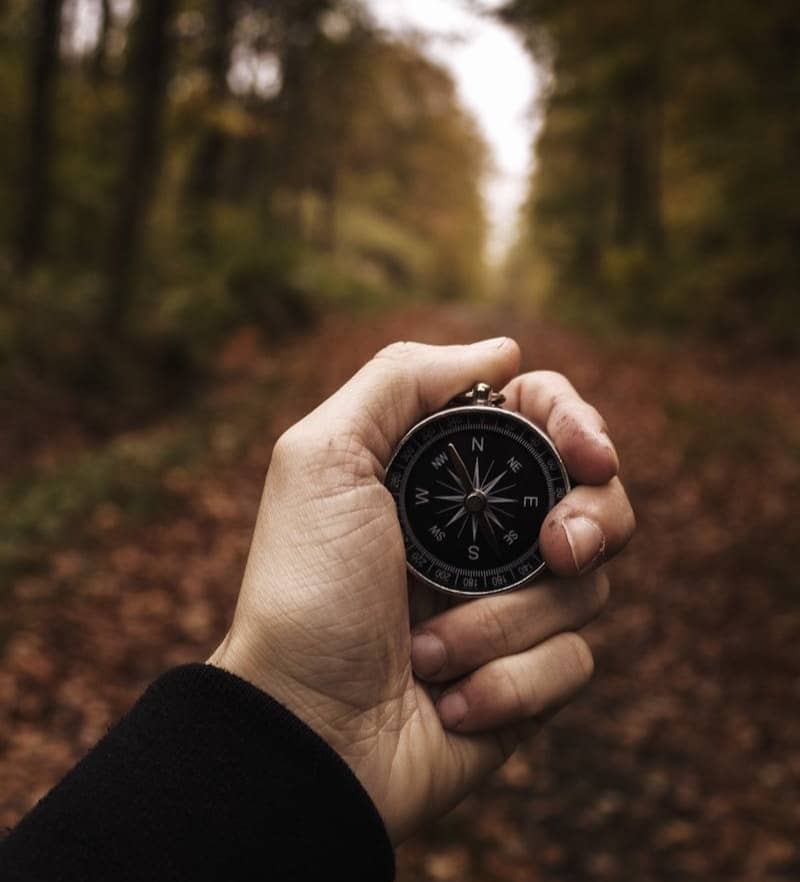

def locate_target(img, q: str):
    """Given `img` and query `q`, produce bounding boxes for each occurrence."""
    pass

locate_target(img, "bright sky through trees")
[364,0,542,259]
[68,0,540,260]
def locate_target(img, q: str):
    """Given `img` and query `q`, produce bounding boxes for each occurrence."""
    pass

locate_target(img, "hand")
[208,338,635,843]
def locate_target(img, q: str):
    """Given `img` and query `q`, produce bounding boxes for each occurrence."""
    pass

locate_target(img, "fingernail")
[410,631,446,678]
[562,517,605,573]
[474,336,508,349]
[437,690,468,729]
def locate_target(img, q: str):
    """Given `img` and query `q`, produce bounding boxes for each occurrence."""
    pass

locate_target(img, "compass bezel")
[384,404,571,597]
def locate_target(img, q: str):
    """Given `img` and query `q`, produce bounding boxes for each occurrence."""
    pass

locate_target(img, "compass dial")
[385,405,570,596]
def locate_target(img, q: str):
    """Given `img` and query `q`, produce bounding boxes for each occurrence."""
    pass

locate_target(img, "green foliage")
[503,0,800,349]
[0,431,195,583]
[0,372,283,590]
[0,0,489,427]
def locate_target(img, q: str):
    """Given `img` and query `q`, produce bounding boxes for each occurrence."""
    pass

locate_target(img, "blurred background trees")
[2,7,799,878]
[502,0,800,348]
[0,0,488,427]
[2,0,798,434]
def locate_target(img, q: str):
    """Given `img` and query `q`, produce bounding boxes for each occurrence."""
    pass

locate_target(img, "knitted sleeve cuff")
[0,663,395,882]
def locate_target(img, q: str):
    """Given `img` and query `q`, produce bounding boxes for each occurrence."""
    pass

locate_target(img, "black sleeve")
[0,664,395,882]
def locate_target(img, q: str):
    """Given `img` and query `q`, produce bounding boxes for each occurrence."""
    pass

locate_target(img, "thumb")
[306,338,521,464]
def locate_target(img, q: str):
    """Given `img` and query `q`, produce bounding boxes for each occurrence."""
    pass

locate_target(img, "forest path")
[1,304,799,881]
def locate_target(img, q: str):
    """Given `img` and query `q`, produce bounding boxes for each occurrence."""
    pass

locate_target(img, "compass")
[384,382,571,597]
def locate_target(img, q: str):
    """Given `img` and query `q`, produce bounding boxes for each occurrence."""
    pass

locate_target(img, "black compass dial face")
[385,406,569,596]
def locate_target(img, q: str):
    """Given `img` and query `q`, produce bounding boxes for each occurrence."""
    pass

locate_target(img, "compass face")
[385,405,570,596]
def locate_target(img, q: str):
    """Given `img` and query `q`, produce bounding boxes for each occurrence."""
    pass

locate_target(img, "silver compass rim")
[384,403,572,598]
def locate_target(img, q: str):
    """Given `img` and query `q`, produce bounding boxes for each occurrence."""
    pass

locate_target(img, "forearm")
[0,665,394,882]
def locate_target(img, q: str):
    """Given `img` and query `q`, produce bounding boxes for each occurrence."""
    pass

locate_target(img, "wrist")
[206,636,404,842]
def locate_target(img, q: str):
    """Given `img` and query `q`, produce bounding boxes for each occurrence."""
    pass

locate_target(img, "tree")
[502,0,800,344]
[105,0,175,332]
[184,0,237,205]
[90,0,111,82]
[17,0,62,271]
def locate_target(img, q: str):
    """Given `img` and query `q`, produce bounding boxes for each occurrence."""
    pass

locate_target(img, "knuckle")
[585,403,608,432]
[540,369,569,388]
[548,390,573,421]
[272,419,375,485]
[271,423,305,464]
[374,340,422,363]
[498,662,529,716]
[477,600,516,658]
[561,632,595,684]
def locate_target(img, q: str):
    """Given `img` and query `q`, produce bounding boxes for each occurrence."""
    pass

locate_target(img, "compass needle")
[384,382,570,596]
[491,483,518,496]
[444,506,467,528]
[486,508,505,530]
[446,443,474,493]
[481,470,508,495]
[478,510,501,558]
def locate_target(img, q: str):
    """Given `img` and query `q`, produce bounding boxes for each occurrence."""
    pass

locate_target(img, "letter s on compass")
[384,382,571,597]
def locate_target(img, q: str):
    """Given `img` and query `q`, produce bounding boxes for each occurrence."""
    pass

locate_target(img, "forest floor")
[1,303,799,881]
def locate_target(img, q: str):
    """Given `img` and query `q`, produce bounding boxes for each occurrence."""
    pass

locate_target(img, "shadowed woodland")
[1,2,799,880]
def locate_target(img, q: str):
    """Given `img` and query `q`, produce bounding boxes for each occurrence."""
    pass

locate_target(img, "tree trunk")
[615,71,664,252]
[17,0,62,272]
[91,0,111,82]
[105,0,175,333]
[185,0,236,205]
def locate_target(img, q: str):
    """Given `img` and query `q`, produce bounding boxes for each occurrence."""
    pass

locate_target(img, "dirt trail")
[1,305,799,881]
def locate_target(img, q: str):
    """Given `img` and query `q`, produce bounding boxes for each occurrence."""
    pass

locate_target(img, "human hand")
[208,339,635,844]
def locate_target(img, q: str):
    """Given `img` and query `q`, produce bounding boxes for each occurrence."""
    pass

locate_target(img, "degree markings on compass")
[397,412,566,588]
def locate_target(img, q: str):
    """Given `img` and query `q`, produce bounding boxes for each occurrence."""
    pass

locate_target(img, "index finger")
[302,338,522,466]
[501,371,618,486]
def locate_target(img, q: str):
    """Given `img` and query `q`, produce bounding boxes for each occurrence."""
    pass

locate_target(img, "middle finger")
[410,571,609,683]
